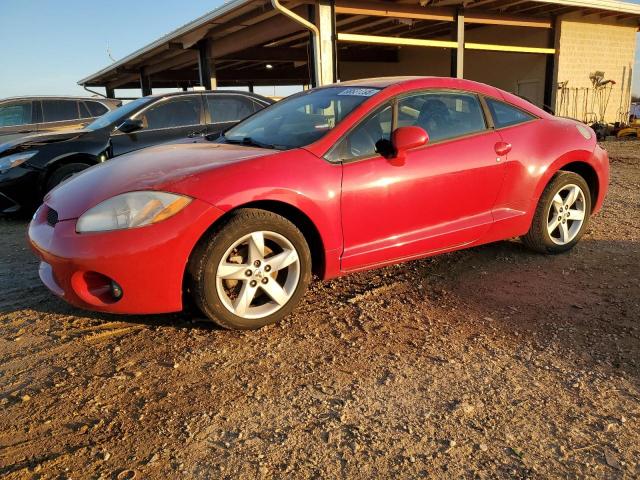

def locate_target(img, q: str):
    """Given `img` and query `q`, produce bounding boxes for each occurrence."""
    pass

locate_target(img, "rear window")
[42,100,79,122]
[485,98,535,129]
[87,101,109,117]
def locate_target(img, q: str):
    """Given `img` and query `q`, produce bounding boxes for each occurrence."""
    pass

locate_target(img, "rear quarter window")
[485,98,536,129]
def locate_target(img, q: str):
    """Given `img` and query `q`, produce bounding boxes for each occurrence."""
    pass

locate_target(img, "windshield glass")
[223,86,381,149]
[86,97,152,130]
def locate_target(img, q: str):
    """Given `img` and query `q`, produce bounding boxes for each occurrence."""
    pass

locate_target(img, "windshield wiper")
[223,135,276,149]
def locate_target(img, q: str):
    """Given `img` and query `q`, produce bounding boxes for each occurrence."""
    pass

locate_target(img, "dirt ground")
[0,141,639,479]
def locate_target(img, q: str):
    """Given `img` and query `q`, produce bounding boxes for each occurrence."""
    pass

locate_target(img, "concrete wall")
[555,15,637,123]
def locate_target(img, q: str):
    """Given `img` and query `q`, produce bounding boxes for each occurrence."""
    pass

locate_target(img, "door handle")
[494,142,512,156]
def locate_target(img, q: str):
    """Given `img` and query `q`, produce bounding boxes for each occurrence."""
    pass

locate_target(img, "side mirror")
[390,126,429,165]
[118,118,144,134]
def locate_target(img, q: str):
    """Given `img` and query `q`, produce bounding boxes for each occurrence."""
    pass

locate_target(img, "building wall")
[338,24,550,107]
[555,16,637,123]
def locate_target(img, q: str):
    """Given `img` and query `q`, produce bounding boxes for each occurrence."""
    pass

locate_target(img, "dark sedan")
[0,90,272,214]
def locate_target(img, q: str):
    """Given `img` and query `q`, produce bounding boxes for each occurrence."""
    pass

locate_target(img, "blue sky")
[0,0,638,98]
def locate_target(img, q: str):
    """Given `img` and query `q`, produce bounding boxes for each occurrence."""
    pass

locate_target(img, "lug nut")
[261,278,269,284]
[254,260,261,267]
[245,269,253,277]
[250,280,257,287]
[264,265,271,272]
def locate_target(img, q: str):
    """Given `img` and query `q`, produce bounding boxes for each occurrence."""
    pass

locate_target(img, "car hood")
[0,129,89,155]
[45,142,275,220]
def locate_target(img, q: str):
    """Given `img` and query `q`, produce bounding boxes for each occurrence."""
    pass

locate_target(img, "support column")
[315,1,337,86]
[105,86,115,99]
[450,11,464,78]
[248,82,254,93]
[197,38,217,90]
[139,68,152,96]
[543,18,558,113]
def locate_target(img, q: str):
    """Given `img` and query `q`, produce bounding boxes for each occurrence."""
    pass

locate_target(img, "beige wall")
[337,18,638,122]
[555,16,637,123]
[338,25,549,106]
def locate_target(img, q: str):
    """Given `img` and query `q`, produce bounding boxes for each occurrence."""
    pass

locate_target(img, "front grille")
[46,207,59,227]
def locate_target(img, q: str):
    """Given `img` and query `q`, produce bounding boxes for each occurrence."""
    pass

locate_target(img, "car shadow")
[3,215,639,384]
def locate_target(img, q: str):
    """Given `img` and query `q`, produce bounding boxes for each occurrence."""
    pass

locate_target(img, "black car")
[0,90,273,214]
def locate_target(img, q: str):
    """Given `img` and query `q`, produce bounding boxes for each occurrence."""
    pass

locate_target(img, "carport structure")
[79,0,640,120]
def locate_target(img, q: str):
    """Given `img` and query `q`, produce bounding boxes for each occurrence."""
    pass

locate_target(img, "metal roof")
[78,0,640,88]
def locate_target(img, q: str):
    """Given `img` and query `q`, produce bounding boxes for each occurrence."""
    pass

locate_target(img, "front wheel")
[45,163,90,192]
[188,209,312,330]
[522,171,591,254]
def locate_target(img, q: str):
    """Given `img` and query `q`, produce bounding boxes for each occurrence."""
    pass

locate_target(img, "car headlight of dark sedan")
[76,191,192,233]
[0,151,38,173]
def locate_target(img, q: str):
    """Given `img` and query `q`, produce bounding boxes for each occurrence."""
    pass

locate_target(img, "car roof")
[0,96,120,103]
[144,90,274,103]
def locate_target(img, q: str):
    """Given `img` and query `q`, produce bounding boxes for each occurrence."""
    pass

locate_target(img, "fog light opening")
[111,281,123,300]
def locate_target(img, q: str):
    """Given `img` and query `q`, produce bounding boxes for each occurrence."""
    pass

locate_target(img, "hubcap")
[215,231,300,319]
[547,184,586,245]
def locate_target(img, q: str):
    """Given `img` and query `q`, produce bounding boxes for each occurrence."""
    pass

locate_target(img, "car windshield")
[223,86,381,149]
[86,97,152,130]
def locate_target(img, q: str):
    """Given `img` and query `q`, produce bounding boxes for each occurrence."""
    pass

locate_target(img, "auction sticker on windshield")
[338,88,379,97]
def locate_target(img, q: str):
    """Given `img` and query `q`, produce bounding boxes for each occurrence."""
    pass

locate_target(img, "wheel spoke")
[567,209,584,221]
[248,232,265,263]
[548,217,561,234]
[265,248,298,272]
[565,186,579,208]
[552,193,563,213]
[261,280,289,305]
[558,222,570,243]
[233,281,258,316]
[218,262,249,280]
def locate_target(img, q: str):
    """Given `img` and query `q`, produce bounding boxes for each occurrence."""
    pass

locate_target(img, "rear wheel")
[45,163,90,192]
[188,209,312,330]
[522,171,591,254]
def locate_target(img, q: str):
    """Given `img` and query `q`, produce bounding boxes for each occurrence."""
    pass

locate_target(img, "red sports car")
[29,77,609,329]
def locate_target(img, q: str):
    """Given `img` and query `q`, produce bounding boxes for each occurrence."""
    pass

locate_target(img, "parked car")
[29,77,609,330]
[0,91,272,213]
[0,96,121,144]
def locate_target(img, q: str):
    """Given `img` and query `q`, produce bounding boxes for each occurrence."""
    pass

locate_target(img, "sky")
[0,0,639,99]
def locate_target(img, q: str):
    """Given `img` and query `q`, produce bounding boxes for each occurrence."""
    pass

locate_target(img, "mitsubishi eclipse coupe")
[29,77,609,330]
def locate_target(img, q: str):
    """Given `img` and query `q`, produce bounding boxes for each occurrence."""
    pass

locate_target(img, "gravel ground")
[0,141,639,479]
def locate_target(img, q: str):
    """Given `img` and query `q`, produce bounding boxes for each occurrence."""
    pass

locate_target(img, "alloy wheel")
[215,231,300,319]
[546,184,586,245]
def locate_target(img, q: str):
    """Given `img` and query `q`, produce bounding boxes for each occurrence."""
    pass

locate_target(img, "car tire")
[522,171,591,254]
[45,163,91,192]
[188,208,312,330]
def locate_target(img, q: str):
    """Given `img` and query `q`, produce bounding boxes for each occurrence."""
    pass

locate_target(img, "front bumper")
[28,199,225,314]
[0,166,41,214]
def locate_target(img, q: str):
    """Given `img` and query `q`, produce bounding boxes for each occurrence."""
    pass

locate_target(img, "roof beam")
[335,1,455,22]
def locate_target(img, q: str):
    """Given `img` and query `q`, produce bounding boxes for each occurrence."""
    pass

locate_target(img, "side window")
[207,95,256,123]
[42,100,80,122]
[328,104,393,161]
[139,96,202,130]
[0,101,32,127]
[485,98,535,129]
[87,101,109,117]
[79,102,91,119]
[397,91,486,142]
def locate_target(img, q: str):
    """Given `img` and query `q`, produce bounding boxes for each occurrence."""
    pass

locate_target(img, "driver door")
[110,95,205,156]
[338,91,506,271]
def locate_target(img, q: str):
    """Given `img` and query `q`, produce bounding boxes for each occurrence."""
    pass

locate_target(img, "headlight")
[0,151,38,173]
[76,191,192,233]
